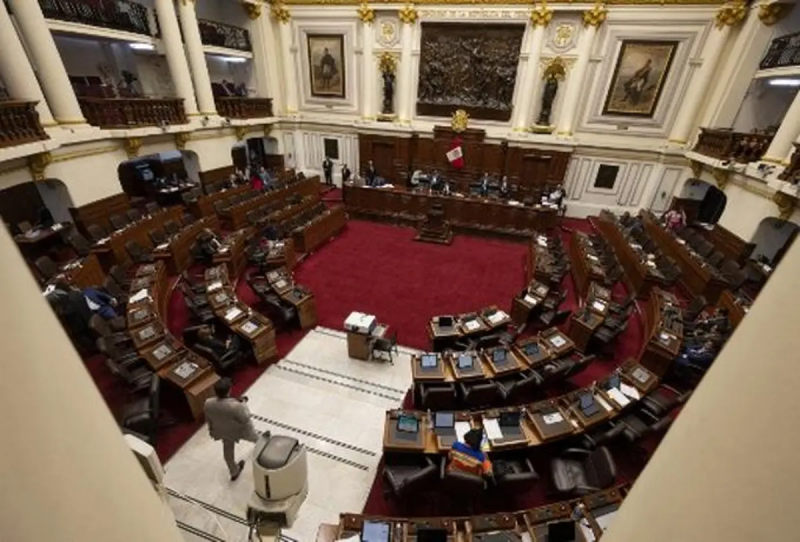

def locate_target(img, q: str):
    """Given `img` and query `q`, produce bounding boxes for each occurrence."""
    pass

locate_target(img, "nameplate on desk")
[543,412,564,425]
[631,367,651,385]
[487,311,508,325]
[173,361,199,379]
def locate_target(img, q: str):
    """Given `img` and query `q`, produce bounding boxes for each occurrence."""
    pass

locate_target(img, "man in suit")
[197,326,241,360]
[341,163,351,184]
[83,286,118,320]
[499,176,509,199]
[365,160,377,186]
[204,377,261,480]
[479,172,490,197]
[322,156,333,186]
[675,339,717,371]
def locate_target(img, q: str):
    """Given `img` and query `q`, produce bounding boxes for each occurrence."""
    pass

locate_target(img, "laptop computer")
[547,520,577,542]
[579,393,600,417]
[499,411,522,439]
[434,411,457,448]
[438,315,454,328]
[362,520,391,542]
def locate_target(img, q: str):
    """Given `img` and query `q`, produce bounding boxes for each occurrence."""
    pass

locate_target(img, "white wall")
[182,151,201,183]
[53,36,110,80]
[751,217,798,262]
[678,178,712,200]
[294,129,358,185]
[205,55,255,93]
[35,180,74,223]
[732,80,797,133]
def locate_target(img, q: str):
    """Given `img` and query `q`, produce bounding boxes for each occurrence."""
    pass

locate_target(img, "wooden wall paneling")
[415,137,435,171]
[199,165,235,193]
[232,146,247,170]
[69,192,131,235]
[263,154,285,171]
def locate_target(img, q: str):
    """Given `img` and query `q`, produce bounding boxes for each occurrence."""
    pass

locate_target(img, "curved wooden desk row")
[638,288,684,378]
[566,282,613,353]
[203,264,279,365]
[570,232,610,299]
[427,306,513,352]
[91,205,185,268]
[413,327,575,385]
[387,358,659,456]
[222,175,321,230]
[525,232,564,284]
[49,253,105,289]
[290,205,348,254]
[317,485,628,542]
[125,261,219,420]
[192,184,250,218]
[592,212,666,300]
[152,215,219,274]
[211,226,253,279]
[510,279,551,328]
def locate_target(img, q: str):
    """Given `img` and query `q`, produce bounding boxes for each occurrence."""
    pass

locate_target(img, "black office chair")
[145,201,161,215]
[164,220,181,236]
[383,455,438,502]
[580,422,627,450]
[497,370,543,402]
[121,375,163,443]
[109,264,132,289]
[68,232,93,257]
[550,446,617,496]
[89,314,131,344]
[102,351,153,395]
[493,457,540,491]
[193,341,244,374]
[149,229,167,246]
[440,458,486,512]
[86,223,108,243]
[459,381,499,408]
[96,337,140,369]
[418,383,457,410]
[684,296,707,323]
[34,255,59,281]
[371,331,398,364]
[102,276,128,306]
[261,294,297,329]
[126,209,143,223]
[109,214,129,230]
[640,385,692,418]
[539,309,571,328]
[125,240,154,263]
[183,294,215,324]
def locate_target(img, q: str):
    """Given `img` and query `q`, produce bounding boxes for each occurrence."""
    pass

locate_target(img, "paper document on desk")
[543,412,564,425]
[207,280,223,292]
[524,295,538,305]
[52,223,64,231]
[483,418,503,441]
[537,239,548,248]
[596,395,613,412]
[129,289,149,304]
[580,519,597,542]
[155,242,169,250]
[219,247,230,253]
[225,307,243,321]
[464,320,481,332]
[620,383,641,400]
[487,311,508,324]
[607,388,631,407]
[335,535,359,542]
[454,421,471,443]
[587,254,599,261]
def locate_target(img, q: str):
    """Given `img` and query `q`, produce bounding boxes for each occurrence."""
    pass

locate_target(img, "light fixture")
[129,43,154,51]
[221,56,247,63]
[768,78,800,87]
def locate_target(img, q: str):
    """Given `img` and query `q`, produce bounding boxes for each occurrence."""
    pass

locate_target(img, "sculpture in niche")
[378,52,397,119]
[534,57,566,132]
[416,23,525,121]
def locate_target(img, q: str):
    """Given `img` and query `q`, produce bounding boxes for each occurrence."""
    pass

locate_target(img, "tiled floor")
[163,327,416,542]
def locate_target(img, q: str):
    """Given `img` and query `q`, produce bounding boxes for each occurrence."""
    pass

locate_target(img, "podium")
[414,202,453,245]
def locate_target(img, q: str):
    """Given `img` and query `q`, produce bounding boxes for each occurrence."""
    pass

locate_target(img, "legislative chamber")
[1,0,799,541]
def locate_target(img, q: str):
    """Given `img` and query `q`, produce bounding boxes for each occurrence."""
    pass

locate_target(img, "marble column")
[669,7,744,144]
[396,6,417,125]
[272,4,298,114]
[511,8,550,132]
[556,7,604,137]
[176,0,216,115]
[7,0,86,125]
[245,2,282,113]
[154,0,198,116]
[763,89,800,164]
[0,1,54,126]
[360,10,376,121]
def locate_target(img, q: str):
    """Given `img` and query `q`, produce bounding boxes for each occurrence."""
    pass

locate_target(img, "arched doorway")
[230,137,284,175]
[751,217,799,267]
[0,178,75,233]
[117,151,194,205]
[678,178,727,224]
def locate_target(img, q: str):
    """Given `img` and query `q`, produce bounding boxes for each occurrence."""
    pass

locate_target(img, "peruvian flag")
[446,137,464,169]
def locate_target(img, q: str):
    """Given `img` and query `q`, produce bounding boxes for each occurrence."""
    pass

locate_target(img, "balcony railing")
[216,97,273,119]
[692,128,773,164]
[198,19,251,52]
[0,101,49,149]
[39,0,154,37]
[760,31,800,70]
[78,97,186,128]
[779,143,800,184]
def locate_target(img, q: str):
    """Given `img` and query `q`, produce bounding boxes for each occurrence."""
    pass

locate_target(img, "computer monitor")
[523,343,540,356]
[492,349,508,363]
[434,411,455,429]
[416,527,448,542]
[421,354,438,368]
[579,393,595,411]
[499,411,520,427]
[457,353,473,369]
[607,374,621,390]
[397,415,419,434]
[362,520,391,542]
[438,315,454,327]
[547,520,577,542]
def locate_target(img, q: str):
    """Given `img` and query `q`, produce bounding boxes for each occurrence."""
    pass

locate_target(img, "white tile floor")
[163,327,416,542]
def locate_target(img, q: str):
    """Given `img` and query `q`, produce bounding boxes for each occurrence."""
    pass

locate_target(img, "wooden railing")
[0,101,49,149]
[779,143,800,184]
[692,128,773,163]
[78,98,186,128]
[760,31,800,70]
[216,97,273,119]
[39,0,154,36]
[198,19,251,52]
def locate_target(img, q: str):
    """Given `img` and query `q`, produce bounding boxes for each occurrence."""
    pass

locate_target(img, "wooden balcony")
[39,0,154,36]
[198,19,251,52]
[216,97,273,119]
[760,31,800,71]
[0,101,49,149]
[78,98,187,129]
[692,128,773,164]
[779,143,800,185]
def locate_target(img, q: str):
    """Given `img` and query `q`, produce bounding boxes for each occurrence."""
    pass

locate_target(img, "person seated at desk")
[675,339,718,371]
[479,172,491,197]
[499,176,510,199]
[197,325,242,359]
[663,208,686,231]
[197,229,223,264]
[83,286,119,320]
[37,206,54,229]
[429,170,443,192]
[365,160,378,186]
[447,428,492,478]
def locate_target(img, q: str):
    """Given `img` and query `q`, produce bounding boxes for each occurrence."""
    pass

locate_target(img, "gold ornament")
[174,132,190,150]
[123,138,142,159]
[271,2,291,23]
[27,152,52,181]
[279,0,727,5]
[243,1,263,20]
[542,56,567,80]
[234,126,249,141]
[357,3,375,23]
[689,159,703,178]
[378,51,398,73]
[711,167,730,190]
[530,1,553,27]
[758,2,792,26]
[451,109,469,133]
[398,4,418,24]
[263,124,273,137]
[772,191,797,221]
[714,1,747,28]
[582,2,608,27]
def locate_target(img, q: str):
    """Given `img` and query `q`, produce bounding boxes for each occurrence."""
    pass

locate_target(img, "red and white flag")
[446,137,464,169]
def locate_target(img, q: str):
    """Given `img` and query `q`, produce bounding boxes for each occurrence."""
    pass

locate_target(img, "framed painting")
[307,34,345,99]
[602,40,678,117]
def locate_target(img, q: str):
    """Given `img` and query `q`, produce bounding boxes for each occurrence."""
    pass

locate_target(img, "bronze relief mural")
[416,23,525,122]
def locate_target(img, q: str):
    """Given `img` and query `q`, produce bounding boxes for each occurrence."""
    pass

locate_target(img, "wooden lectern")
[414,202,453,245]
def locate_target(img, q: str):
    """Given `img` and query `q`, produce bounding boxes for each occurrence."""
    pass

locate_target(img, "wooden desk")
[639,288,684,377]
[265,238,296,271]
[568,282,612,352]
[344,184,558,239]
[193,185,250,218]
[694,223,754,265]
[213,227,253,278]
[510,280,549,327]
[291,205,348,254]
[281,287,318,329]
[153,215,219,274]
[226,176,321,230]
[347,323,389,361]
[570,232,607,298]
[51,253,105,289]
[92,206,184,269]
[718,289,747,329]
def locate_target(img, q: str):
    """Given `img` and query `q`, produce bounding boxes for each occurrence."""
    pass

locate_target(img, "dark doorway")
[697,184,726,224]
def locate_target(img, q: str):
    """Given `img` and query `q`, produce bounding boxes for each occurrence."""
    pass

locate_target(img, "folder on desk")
[483,418,503,441]
[129,289,149,304]
[225,307,243,322]
[606,388,630,408]
[454,421,471,443]
[487,311,508,325]
[543,412,564,425]
[464,320,481,332]
[524,294,538,305]
[619,383,641,400]
[207,280,223,292]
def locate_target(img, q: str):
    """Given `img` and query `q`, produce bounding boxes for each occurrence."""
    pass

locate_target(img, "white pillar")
[556,21,599,137]
[7,0,86,125]
[273,6,298,114]
[246,3,282,112]
[154,0,198,117]
[176,0,216,116]
[396,13,416,125]
[512,18,548,131]
[0,226,185,542]
[361,18,376,121]
[0,1,54,126]
[763,89,800,164]
[668,23,734,145]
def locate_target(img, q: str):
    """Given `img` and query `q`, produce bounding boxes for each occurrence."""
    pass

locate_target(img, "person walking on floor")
[204,377,262,480]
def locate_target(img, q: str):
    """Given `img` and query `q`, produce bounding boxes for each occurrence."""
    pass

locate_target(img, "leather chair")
[383,455,438,500]
[164,220,181,236]
[540,357,574,384]
[708,251,725,268]
[125,240,154,263]
[684,296,708,323]
[540,309,571,327]
[86,223,108,243]
[371,331,398,364]
[459,381,498,408]
[550,446,617,496]
[440,458,486,509]
[493,457,539,491]
[618,410,674,444]
[126,209,143,223]
[109,264,132,289]
[213,200,230,215]
[18,220,32,233]
[121,375,162,443]
[183,294,215,324]
[149,228,167,246]
[640,385,692,418]
[145,201,161,215]
[103,276,129,306]
[262,294,297,329]
[109,214,129,230]
[580,422,627,450]
[89,314,131,345]
[193,341,243,373]
[497,370,543,402]
[34,255,59,280]
[96,337,140,369]
[69,232,93,257]
[418,383,457,410]
[103,350,153,394]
